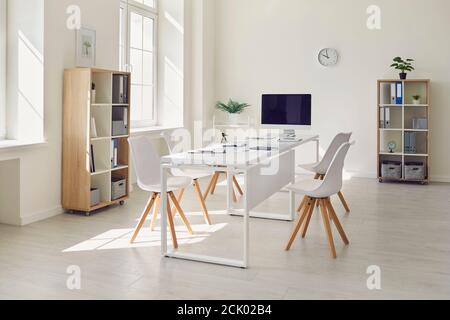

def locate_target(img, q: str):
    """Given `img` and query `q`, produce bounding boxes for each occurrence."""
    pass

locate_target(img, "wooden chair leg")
[193,179,212,225]
[203,173,217,200]
[131,193,157,243]
[325,198,349,245]
[169,192,193,235]
[150,194,160,231]
[315,175,326,208]
[166,198,178,249]
[233,175,244,196]
[337,191,351,213]
[314,173,320,179]
[319,199,337,259]
[297,196,307,213]
[210,172,220,195]
[301,198,317,238]
[285,197,313,251]
[171,188,185,217]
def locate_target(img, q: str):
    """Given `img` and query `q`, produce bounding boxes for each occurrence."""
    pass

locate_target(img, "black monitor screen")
[261,94,312,126]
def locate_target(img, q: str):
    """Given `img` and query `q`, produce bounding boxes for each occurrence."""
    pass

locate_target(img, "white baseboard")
[20,206,63,226]
[430,176,450,183]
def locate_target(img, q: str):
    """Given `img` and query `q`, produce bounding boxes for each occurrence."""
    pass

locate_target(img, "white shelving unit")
[377,79,430,184]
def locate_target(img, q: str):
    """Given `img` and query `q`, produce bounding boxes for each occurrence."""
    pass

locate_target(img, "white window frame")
[120,0,158,128]
[0,0,6,139]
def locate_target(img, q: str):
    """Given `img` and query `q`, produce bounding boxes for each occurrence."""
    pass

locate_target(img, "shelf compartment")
[111,167,129,200]
[90,139,112,174]
[404,105,428,130]
[92,71,112,104]
[404,81,428,105]
[404,156,428,182]
[404,131,428,155]
[380,130,403,154]
[379,154,403,180]
[379,105,402,129]
[379,81,403,105]
[91,105,112,139]
[91,171,112,205]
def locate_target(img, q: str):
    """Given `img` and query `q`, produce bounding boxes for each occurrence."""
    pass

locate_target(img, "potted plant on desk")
[216,99,250,125]
[390,57,415,80]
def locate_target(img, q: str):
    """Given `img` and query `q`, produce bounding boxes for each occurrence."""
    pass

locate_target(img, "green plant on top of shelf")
[390,57,415,80]
[216,99,250,114]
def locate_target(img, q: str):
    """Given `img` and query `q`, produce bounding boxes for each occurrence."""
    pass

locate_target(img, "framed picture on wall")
[76,27,96,67]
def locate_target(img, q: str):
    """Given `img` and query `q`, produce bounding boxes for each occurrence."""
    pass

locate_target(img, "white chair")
[298,132,352,213]
[128,136,194,249]
[286,142,354,258]
[161,132,213,225]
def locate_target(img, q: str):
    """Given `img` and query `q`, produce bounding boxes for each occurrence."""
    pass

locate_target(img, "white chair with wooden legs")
[286,142,354,258]
[128,136,194,249]
[298,132,352,213]
[204,171,243,203]
[161,132,213,225]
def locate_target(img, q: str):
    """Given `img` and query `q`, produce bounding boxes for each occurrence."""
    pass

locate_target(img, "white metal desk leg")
[289,190,296,221]
[316,139,320,163]
[160,166,168,256]
[227,170,233,213]
[243,171,249,268]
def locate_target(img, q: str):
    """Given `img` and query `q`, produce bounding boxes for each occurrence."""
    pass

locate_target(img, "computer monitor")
[261,94,312,139]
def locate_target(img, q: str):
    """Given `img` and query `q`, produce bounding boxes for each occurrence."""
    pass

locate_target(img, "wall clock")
[318,48,339,67]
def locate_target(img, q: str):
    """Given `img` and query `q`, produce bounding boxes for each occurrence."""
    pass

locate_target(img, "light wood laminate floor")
[0,177,450,300]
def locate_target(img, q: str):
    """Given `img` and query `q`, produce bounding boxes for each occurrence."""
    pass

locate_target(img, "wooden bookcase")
[377,79,431,184]
[63,68,131,214]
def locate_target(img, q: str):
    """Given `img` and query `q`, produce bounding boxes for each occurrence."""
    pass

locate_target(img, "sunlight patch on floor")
[63,222,228,253]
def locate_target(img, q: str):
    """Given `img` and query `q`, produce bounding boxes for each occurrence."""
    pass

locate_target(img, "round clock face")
[318,48,339,66]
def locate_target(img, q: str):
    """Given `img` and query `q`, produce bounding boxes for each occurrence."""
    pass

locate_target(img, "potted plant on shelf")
[390,57,415,80]
[216,99,250,124]
[412,95,421,105]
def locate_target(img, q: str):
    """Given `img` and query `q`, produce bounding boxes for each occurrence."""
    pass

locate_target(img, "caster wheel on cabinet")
[85,212,91,217]
[120,201,125,206]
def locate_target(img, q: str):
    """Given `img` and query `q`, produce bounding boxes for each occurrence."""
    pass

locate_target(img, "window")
[120,0,157,128]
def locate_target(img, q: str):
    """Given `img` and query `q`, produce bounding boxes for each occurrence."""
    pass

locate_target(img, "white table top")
[161,134,319,169]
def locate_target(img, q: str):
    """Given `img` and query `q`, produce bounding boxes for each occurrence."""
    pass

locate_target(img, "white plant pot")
[413,99,421,105]
[228,113,239,125]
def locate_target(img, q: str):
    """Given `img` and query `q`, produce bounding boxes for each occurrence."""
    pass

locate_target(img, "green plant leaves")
[391,57,415,73]
[215,99,250,114]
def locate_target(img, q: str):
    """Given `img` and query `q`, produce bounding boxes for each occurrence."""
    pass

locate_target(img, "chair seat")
[171,168,212,180]
[286,179,325,198]
[298,162,326,175]
[139,176,192,193]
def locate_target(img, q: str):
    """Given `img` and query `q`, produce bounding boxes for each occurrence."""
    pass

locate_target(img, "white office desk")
[159,134,319,268]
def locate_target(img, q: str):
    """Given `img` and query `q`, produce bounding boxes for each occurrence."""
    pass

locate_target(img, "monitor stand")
[279,129,303,142]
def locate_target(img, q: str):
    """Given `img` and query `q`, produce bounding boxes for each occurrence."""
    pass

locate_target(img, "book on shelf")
[90,144,96,173]
[390,83,396,104]
[396,82,403,104]
[379,107,390,128]
[111,139,119,168]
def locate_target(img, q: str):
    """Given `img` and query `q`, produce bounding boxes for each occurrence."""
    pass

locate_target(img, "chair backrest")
[161,132,176,154]
[315,132,352,174]
[128,136,161,189]
[316,141,354,197]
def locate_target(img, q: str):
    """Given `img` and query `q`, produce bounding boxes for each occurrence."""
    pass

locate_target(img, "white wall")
[0,0,121,225]
[0,0,5,139]
[157,0,185,128]
[214,0,450,180]
[6,0,44,141]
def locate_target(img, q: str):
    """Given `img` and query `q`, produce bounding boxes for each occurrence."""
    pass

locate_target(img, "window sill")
[131,126,183,135]
[0,139,47,151]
